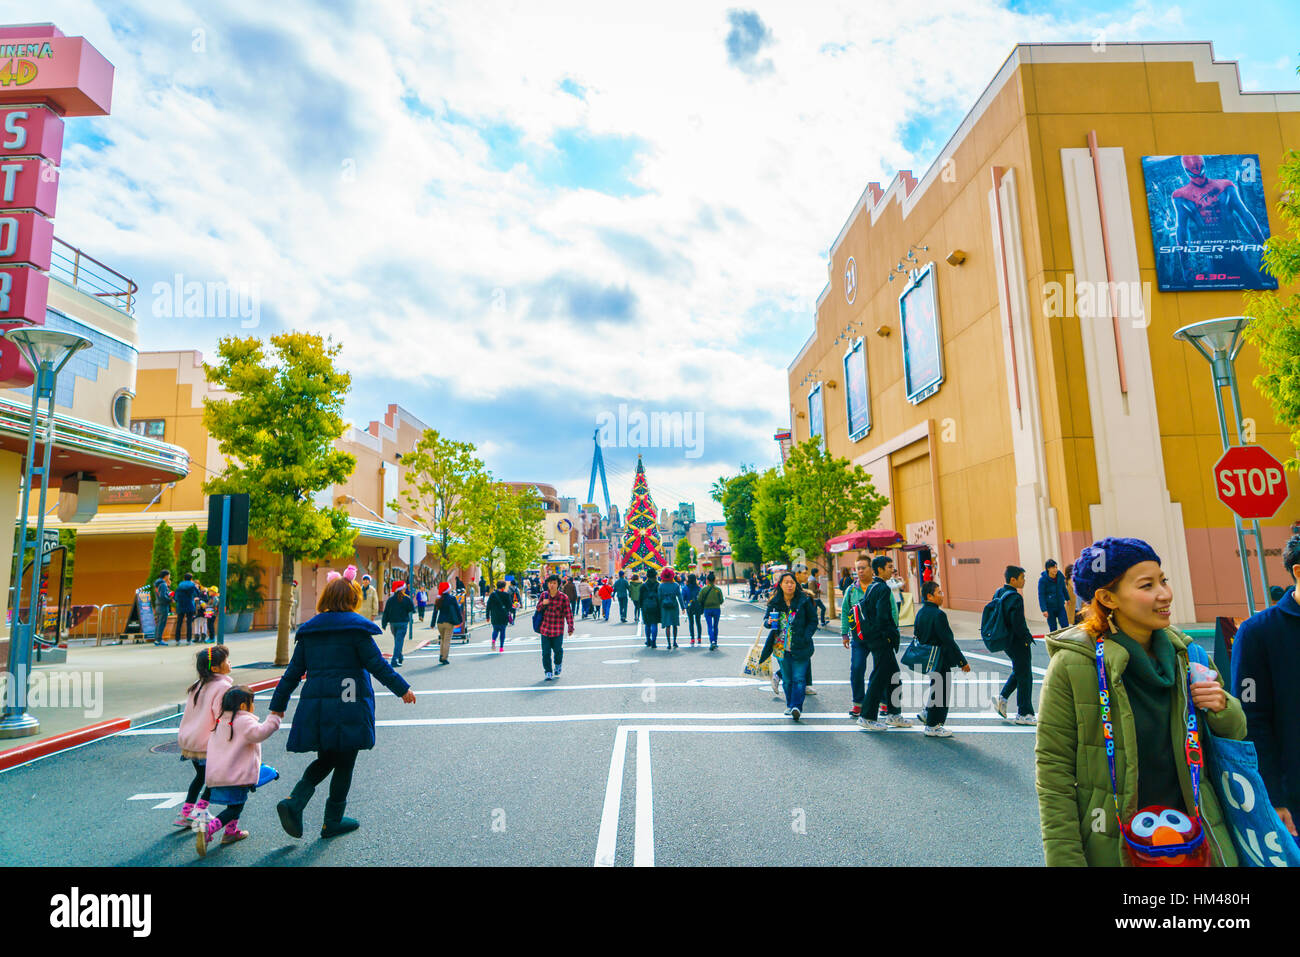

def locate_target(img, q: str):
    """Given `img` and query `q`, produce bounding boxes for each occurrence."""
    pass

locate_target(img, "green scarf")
[1110,629,1184,812]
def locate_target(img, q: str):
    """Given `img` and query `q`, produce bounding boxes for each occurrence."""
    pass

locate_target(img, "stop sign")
[1213,446,1289,519]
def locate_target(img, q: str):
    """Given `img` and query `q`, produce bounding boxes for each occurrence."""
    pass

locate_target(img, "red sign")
[722,555,733,566]
[0,266,48,323]
[0,211,53,269]
[0,158,58,216]
[0,106,64,164]
[1213,446,1290,520]
[0,29,114,116]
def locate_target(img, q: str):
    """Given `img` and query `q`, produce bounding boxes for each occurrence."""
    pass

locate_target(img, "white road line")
[618,724,1037,734]
[634,729,654,867]
[963,650,1048,676]
[120,711,1042,733]
[594,725,630,867]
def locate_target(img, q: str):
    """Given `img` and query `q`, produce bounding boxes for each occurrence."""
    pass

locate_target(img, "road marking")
[963,651,1048,676]
[128,792,188,809]
[603,659,640,665]
[635,729,654,867]
[594,726,630,867]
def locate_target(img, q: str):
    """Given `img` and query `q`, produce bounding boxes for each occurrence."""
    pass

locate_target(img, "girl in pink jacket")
[196,686,281,857]
[173,646,233,829]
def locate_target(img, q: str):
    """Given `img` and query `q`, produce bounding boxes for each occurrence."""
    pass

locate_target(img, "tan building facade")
[788,42,1299,622]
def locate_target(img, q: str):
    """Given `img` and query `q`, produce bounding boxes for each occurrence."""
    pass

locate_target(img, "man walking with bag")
[841,555,872,719]
[990,565,1036,725]
[536,574,574,680]
[856,556,912,731]
[913,580,969,738]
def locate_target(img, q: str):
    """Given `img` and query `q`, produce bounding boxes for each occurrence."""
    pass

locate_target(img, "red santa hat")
[391,580,406,593]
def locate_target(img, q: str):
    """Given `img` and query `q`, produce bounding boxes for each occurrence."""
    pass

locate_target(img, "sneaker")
[220,820,248,845]
[709,642,717,650]
[790,707,801,721]
[883,714,917,728]
[783,708,792,716]
[770,673,782,696]
[848,705,862,719]
[554,666,562,677]
[196,816,222,857]
[990,695,1008,719]
[189,799,210,830]
[805,686,818,696]
[498,645,504,653]
[544,671,554,681]
[857,718,888,732]
[1014,714,1037,726]
[172,803,196,828]
[924,725,954,738]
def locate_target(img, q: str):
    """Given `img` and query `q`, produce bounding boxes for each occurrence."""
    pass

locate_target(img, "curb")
[0,718,131,772]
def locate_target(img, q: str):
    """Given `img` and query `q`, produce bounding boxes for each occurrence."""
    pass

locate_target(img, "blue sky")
[29,0,1300,522]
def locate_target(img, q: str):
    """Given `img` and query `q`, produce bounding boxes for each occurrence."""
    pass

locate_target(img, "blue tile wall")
[9,309,139,411]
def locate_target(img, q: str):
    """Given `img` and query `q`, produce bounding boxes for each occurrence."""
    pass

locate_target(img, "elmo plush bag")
[1187,643,1300,867]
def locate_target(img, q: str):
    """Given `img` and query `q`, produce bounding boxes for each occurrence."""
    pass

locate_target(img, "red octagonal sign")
[1213,446,1289,520]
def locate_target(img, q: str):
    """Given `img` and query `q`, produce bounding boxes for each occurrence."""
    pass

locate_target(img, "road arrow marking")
[128,792,187,809]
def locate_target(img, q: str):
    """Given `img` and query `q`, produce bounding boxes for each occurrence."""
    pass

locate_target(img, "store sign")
[99,484,161,505]
[0,27,114,388]
[1141,154,1276,292]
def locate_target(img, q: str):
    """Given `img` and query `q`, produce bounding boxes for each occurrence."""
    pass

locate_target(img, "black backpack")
[640,585,660,614]
[980,588,1013,652]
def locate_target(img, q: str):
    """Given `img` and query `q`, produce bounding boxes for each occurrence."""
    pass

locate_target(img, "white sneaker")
[790,707,801,721]
[783,708,792,716]
[883,714,917,728]
[990,695,1008,719]
[544,671,554,681]
[804,686,817,696]
[857,718,887,732]
[924,725,954,738]
[1015,714,1037,726]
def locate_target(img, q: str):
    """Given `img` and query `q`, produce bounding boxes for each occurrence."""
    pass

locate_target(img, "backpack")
[531,604,545,634]
[980,589,1012,652]
[640,585,660,613]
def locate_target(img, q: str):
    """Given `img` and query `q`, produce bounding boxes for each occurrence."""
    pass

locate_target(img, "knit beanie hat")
[1070,537,1161,601]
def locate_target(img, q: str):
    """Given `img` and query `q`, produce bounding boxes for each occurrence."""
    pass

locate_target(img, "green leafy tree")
[753,467,792,564]
[782,437,889,615]
[203,333,358,665]
[57,528,76,593]
[395,429,492,583]
[177,524,203,581]
[673,537,693,571]
[469,483,547,586]
[1245,134,1300,471]
[710,466,761,568]
[147,520,176,587]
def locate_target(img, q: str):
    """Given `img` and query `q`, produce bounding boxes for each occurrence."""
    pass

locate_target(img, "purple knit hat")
[1070,537,1161,601]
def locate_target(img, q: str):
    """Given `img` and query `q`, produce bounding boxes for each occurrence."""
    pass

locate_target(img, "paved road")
[0,598,1050,866]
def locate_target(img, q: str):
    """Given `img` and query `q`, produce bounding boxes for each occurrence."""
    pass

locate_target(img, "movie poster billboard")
[843,337,870,441]
[1140,153,1276,292]
[899,263,944,405]
[807,383,824,449]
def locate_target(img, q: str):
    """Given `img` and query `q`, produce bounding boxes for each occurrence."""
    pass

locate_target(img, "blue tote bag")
[1188,642,1300,867]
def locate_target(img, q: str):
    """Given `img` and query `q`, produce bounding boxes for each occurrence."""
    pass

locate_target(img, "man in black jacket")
[1232,534,1300,843]
[914,580,970,738]
[856,556,912,731]
[380,581,416,667]
[990,565,1036,725]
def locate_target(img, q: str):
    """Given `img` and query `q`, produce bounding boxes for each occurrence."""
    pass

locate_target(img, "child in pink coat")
[173,646,234,829]
[196,686,281,857]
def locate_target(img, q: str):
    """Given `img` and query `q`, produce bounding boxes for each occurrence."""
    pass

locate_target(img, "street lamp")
[1,328,93,739]
[1173,316,1271,615]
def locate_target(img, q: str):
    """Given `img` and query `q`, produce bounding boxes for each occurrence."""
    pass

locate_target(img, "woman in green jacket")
[1036,537,1245,867]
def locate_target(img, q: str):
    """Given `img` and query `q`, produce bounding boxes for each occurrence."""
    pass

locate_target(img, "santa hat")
[391,580,406,593]
[437,582,450,594]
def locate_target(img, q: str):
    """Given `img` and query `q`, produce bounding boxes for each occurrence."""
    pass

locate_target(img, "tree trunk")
[275,554,294,666]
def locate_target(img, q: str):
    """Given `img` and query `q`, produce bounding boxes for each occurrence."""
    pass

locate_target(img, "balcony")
[49,236,138,317]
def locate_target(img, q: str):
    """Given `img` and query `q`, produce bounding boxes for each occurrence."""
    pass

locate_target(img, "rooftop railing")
[49,237,138,317]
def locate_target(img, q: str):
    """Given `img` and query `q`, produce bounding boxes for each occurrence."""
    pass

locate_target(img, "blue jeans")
[703,609,720,643]
[154,609,170,642]
[849,637,868,706]
[781,656,810,711]
[492,625,506,645]
[617,596,628,620]
[391,621,408,662]
[582,597,593,617]
[645,623,658,644]
[601,598,611,619]
[1044,606,1068,632]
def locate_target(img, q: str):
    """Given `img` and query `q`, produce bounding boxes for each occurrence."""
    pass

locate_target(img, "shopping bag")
[901,638,940,672]
[741,627,772,678]
[1187,643,1300,866]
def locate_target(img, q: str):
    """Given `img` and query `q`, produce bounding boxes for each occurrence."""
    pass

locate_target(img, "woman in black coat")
[270,574,416,839]
[759,572,818,720]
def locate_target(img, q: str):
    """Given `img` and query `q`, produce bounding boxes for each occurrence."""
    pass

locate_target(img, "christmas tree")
[617,456,668,577]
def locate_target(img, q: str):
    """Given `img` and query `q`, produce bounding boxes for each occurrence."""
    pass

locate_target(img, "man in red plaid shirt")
[537,574,575,680]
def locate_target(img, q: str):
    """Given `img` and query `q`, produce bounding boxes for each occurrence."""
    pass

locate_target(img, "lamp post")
[1173,316,1271,616]
[1,329,93,738]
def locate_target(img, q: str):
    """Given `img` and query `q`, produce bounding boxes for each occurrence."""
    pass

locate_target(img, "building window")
[129,418,165,439]
[111,390,133,429]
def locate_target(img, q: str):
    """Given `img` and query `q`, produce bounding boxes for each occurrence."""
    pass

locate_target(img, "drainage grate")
[150,741,182,755]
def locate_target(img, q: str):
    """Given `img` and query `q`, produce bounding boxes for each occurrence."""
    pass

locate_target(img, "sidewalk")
[0,615,489,760]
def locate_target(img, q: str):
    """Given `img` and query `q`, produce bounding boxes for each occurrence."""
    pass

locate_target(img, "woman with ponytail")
[172,645,233,829]
[1035,537,1246,866]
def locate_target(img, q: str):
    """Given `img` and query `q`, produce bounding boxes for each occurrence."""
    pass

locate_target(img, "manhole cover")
[150,741,182,754]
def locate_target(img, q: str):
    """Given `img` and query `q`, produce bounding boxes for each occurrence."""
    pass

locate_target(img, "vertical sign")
[0,24,114,387]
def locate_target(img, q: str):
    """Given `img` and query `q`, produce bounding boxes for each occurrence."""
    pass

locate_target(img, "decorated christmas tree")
[617,456,669,577]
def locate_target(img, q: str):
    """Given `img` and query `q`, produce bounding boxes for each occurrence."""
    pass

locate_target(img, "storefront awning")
[825,529,904,553]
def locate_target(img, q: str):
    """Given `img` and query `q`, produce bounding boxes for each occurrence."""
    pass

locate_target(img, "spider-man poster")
[1141,153,1276,292]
